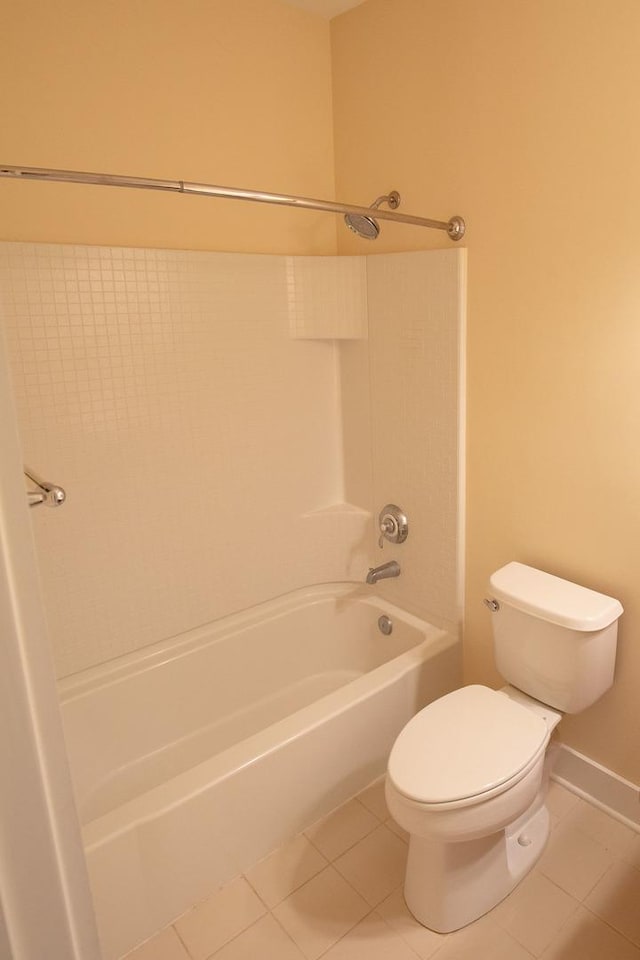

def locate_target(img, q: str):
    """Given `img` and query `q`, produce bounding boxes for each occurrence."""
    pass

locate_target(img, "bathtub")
[59,584,460,958]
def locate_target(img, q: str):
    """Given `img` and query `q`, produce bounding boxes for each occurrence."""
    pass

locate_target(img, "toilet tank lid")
[489,562,623,631]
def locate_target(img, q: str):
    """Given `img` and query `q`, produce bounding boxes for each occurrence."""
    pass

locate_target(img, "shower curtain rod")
[0,165,465,241]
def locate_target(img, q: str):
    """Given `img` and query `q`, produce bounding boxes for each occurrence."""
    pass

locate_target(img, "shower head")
[345,212,380,240]
[344,191,400,240]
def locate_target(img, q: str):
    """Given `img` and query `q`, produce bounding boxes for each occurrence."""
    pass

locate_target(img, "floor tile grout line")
[311,908,368,960]
[325,818,408,898]
[125,787,640,959]
[261,861,374,960]
[552,795,640,850]
[580,898,640,951]
[310,905,389,960]
[196,878,380,960]
[163,807,390,960]
[171,921,195,960]
[330,862,405,910]
[302,804,383,863]
[382,815,409,843]
[535,831,619,903]
[496,926,539,960]
[355,779,389,821]
[240,845,329,911]
[575,857,620,903]
[245,836,358,902]
[327,850,406,913]
[244,819,410,953]
[172,874,271,960]
[367,907,427,960]
[311,793,383,831]
[527,852,640,955]
[529,863,591,905]
[135,866,635,960]
[495,897,582,960]
[200,910,299,960]
[244,874,272,913]
[200,911,263,960]
[568,818,640,860]
[266,907,317,960]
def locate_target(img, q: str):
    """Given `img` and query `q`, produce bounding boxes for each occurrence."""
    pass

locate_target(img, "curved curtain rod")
[0,165,465,241]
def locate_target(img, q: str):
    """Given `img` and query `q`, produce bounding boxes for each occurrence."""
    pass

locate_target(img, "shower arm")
[0,165,465,241]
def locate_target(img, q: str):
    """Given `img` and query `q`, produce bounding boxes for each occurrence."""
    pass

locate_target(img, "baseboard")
[550,742,640,832]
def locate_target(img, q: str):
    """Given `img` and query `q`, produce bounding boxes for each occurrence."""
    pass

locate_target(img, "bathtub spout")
[366,560,401,585]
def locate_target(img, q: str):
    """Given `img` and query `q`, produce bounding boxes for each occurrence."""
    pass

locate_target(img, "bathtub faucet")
[366,560,401,585]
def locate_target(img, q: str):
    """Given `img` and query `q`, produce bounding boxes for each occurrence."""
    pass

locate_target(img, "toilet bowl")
[386,562,623,933]
[385,684,561,931]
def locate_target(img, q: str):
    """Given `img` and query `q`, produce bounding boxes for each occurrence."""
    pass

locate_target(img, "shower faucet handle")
[378,504,408,549]
[378,515,398,548]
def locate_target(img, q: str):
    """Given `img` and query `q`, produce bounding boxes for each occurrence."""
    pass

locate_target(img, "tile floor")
[124,780,640,960]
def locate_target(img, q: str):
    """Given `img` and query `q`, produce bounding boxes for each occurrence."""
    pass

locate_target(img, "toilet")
[385,561,623,933]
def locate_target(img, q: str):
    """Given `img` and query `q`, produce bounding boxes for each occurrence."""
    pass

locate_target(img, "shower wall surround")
[368,250,465,630]
[287,256,367,339]
[340,249,465,635]
[0,243,464,678]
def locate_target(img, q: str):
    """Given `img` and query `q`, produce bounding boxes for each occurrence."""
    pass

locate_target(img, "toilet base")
[403,797,550,933]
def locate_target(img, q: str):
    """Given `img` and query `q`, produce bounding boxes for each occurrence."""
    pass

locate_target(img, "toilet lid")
[388,685,549,805]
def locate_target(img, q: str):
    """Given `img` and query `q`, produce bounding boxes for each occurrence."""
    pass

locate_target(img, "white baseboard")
[551,743,640,832]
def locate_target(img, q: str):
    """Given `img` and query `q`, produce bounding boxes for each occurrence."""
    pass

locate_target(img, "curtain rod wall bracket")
[446,216,465,241]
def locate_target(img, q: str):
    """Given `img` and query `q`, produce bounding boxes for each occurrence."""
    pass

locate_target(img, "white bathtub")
[59,584,460,958]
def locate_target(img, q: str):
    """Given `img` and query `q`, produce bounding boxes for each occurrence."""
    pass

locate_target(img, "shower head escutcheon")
[344,191,401,240]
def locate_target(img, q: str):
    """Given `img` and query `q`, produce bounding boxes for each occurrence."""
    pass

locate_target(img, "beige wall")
[0,0,336,255]
[5,0,637,781]
[332,0,640,782]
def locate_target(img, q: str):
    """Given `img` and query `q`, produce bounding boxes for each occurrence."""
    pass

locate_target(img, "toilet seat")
[387,685,549,809]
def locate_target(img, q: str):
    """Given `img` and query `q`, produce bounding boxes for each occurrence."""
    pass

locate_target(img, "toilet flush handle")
[483,598,500,612]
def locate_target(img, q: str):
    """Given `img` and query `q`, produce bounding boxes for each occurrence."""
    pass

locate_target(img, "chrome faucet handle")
[378,515,398,548]
[377,504,408,549]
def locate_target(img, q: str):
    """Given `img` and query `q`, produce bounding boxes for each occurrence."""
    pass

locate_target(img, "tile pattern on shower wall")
[286,256,368,339]
[0,243,369,677]
[366,249,465,630]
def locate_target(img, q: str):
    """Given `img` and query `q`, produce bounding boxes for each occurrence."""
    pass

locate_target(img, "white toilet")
[385,561,623,933]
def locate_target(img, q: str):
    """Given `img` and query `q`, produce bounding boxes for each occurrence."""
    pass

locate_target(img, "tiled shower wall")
[0,243,464,678]
[368,250,465,632]
[0,244,371,677]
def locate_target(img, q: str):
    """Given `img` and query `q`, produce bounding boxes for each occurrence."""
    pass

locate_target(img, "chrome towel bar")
[24,467,66,508]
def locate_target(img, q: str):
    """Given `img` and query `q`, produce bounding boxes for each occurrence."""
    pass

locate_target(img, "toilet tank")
[488,562,623,713]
